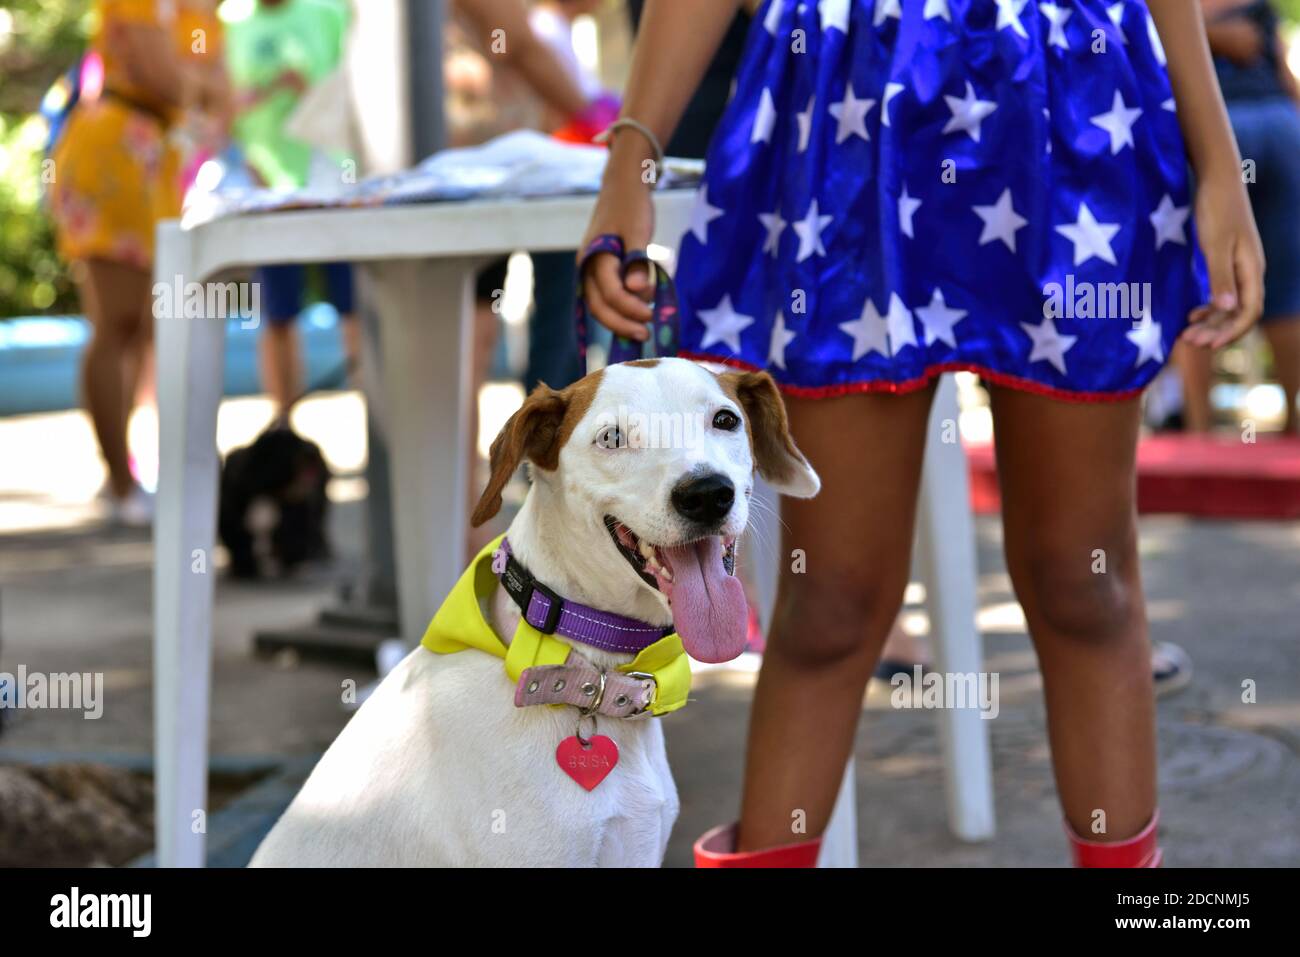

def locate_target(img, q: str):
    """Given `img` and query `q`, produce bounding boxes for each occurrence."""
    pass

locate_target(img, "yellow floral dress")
[50,0,223,270]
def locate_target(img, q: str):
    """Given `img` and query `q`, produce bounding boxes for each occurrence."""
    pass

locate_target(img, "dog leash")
[576,234,680,365]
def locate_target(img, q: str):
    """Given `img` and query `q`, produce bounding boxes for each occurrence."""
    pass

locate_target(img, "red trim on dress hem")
[677,351,1146,405]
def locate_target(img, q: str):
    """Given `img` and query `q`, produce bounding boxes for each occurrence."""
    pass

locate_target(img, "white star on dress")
[1090,89,1142,154]
[973,188,1028,253]
[1147,13,1167,65]
[1056,202,1121,266]
[916,288,968,348]
[1106,2,1127,43]
[1149,194,1190,249]
[769,310,797,370]
[759,208,787,257]
[793,198,834,262]
[924,0,951,20]
[885,293,917,355]
[689,186,724,244]
[898,184,922,239]
[698,295,755,354]
[829,86,876,144]
[1039,2,1072,49]
[995,0,1030,38]
[764,0,784,34]
[840,297,892,361]
[874,0,901,26]
[943,81,998,142]
[752,88,778,144]
[819,0,849,33]
[881,82,904,127]
[1126,310,1165,366]
[796,96,815,152]
[1020,316,1078,374]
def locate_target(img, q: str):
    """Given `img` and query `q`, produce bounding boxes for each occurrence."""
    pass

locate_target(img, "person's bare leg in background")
[77,258,152,499]
[1175,340,1215,432]
[1262,318,1300,434]
[259,320,302,419]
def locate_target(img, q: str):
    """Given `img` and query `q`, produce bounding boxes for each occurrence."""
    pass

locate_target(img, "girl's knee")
[768,570,906,668]
[1017,541,1140,643]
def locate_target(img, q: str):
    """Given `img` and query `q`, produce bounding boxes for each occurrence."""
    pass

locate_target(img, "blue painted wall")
[0,304,347,417]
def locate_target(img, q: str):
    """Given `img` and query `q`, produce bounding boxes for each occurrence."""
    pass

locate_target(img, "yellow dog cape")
[421,535,690,716]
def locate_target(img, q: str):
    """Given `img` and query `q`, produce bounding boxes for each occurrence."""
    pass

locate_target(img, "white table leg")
[818,758,859,867]
[362,258,478,643]
[747,479,781,631]
[916,375,996,841]
[153,222,226,867]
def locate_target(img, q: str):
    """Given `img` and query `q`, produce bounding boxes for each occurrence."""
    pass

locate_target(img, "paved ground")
[1,394,1297,867]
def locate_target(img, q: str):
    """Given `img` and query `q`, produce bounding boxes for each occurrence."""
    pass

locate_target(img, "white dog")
[250,357,818,867]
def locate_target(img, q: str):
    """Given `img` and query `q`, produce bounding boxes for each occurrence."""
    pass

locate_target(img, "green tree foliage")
[0,0,92,318]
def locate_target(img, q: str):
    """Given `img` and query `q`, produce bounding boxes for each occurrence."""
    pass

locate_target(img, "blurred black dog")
[218,425,331,579]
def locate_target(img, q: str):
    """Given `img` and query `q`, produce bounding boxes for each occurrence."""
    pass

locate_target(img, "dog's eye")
[712,409,740,431]
[595,425,622,449]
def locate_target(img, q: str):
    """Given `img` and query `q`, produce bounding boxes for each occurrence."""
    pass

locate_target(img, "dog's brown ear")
[471,383,568,527]
[719,370,820,498]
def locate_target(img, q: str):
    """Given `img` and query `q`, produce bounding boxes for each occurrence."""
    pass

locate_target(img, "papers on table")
[185,130,704,226]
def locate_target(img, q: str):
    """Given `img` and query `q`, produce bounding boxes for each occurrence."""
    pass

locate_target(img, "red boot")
[1067,812,1162,867]
[693,824,821,868]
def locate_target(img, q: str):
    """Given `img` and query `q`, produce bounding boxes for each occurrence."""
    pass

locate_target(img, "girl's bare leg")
[989,386,1156,841]
[737,384,935,851]
[77,258,151,498]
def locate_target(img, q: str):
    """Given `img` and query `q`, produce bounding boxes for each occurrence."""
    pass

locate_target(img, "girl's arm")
[1149,0,1264,346]
[613,0,747,160]
[581,0,745,339]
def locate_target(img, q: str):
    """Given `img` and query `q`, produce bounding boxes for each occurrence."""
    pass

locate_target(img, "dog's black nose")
[671,473,735,526]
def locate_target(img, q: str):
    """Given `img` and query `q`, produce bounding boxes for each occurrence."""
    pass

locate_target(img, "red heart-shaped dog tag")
[555,735,619,791]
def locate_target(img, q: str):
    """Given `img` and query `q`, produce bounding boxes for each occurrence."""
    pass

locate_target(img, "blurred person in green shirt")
[221,0,357,416]
[222,0,350,188]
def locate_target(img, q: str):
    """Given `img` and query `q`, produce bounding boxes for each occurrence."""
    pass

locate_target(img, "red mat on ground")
[967,434,1300,519]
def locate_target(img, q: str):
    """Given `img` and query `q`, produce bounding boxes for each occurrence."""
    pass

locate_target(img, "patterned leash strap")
[576,234,679,366]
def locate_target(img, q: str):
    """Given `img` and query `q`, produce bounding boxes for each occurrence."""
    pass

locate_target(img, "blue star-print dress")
[673,0,1209,401]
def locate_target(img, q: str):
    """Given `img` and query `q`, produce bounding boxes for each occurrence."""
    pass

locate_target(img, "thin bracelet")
[593,118,665,183]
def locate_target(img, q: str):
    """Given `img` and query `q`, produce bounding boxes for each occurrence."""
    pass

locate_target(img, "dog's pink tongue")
[663,537,746,664]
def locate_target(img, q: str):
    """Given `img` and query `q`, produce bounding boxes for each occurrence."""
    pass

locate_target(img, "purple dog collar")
[495,538,671,655]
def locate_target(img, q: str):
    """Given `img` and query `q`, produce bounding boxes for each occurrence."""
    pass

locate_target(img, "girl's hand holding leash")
[581,131,658,343]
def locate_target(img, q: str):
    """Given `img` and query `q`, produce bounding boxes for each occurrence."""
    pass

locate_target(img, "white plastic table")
[152,189,993,867]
